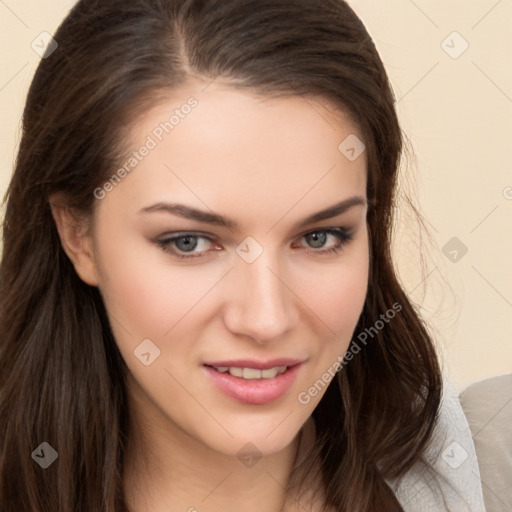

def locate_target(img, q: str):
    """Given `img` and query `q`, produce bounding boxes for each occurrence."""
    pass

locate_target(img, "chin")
[196,409,310,460]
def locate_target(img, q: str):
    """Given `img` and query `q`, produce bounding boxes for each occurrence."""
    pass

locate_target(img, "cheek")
[297,241,369,337]
[331,265,368,332]
[94,233,224,341]
[305,267,368,368]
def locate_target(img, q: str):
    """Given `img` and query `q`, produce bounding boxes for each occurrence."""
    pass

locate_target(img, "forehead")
[103,81,367,227]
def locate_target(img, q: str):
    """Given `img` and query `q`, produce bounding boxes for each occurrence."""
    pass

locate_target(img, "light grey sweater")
[386,378,487,511]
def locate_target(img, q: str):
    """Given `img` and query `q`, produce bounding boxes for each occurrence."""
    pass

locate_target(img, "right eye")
[155,233,222,260]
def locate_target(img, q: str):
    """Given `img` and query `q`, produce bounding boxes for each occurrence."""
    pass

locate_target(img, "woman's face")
[88,80,369,457]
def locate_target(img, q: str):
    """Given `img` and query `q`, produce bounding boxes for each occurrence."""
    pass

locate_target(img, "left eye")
[155,228,353,260]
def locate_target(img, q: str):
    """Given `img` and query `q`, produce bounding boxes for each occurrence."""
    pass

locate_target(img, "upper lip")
[203,358,305,370]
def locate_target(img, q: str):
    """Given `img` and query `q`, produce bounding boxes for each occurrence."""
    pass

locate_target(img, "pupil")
[307,232,326,249]
[176,236,198,252]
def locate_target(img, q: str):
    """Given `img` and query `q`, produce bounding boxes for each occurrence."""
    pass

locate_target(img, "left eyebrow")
[137,195,367,231]
[292,195,367,229]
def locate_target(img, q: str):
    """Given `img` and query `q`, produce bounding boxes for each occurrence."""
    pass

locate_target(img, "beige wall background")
[0,0,511,392]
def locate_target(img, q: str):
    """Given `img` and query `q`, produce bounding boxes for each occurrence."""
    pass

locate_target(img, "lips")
[203,359,304,405]
[203,358,304,370]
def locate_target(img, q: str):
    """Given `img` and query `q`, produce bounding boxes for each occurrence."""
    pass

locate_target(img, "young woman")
[0,1,486,511]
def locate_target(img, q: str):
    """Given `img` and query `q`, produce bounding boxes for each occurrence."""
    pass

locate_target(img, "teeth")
[213,366,288,379]
[261,367,279,379]
[242,367,261,379]
[229,367,243,377]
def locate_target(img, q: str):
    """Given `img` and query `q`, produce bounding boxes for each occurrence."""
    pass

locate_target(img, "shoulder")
[460,374,512,512]
[460,373,512,426]
[388,378,487,511]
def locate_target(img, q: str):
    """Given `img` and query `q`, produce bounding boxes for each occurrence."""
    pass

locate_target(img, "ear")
[49,193,99,287]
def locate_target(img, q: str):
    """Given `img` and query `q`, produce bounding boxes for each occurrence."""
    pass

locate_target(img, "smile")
[209,365,288,379]
[203,361,304,405]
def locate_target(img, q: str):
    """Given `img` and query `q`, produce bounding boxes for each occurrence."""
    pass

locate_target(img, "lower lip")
[203,364,302,405]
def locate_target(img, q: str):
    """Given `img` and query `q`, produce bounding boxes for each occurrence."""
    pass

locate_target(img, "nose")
[222,251,298,344]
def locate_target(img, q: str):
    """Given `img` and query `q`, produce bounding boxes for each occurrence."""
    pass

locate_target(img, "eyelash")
[155,228,353,261]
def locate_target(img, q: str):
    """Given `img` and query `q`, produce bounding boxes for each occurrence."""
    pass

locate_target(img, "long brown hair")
[0,0,442,510]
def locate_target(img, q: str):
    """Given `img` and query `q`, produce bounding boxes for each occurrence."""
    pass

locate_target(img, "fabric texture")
[460,373,512,512]
[386,378,487,512]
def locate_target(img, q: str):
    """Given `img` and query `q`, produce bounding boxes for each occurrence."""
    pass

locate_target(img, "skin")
[51,79,369,512]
